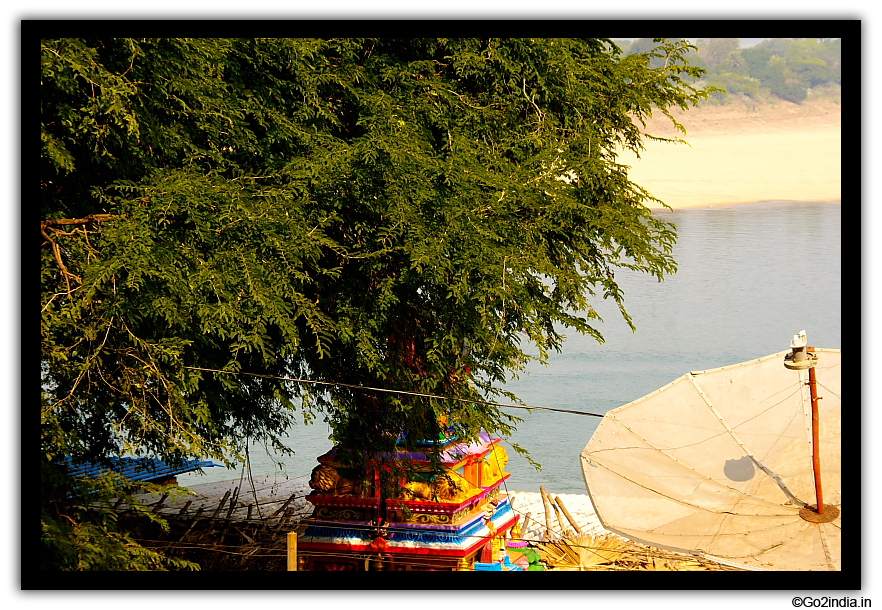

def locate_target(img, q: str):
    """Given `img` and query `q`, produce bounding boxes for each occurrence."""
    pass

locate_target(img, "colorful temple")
[298,430,528,571]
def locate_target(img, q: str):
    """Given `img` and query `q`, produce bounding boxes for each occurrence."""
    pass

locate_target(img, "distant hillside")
[612,38,841,105]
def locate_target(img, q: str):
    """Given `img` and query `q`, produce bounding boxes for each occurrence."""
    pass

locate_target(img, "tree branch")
[41,213,117,227]
[41,214,120,296]
[40,225,81,294]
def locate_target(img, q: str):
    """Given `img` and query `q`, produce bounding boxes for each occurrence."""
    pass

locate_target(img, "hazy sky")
[739,38,771,47]
[617,37,770,47]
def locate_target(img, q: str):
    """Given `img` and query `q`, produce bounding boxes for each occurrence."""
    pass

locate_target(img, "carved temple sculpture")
[298,430,524,571]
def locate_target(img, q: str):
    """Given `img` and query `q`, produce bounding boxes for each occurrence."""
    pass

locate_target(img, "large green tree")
[40,37,710,570]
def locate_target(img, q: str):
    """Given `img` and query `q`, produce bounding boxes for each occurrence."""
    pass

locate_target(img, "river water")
[178,200,842,493]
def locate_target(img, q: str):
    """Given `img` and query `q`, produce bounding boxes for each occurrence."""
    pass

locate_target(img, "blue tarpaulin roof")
[64,456,220,482]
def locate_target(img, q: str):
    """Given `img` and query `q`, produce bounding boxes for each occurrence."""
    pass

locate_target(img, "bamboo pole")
[179,506,205,542]
[261,492,297,533]
[550,498,570,537]
[209,490,231,522]
[280,506,298,529]
[151,493,169,513]
[225,485,240,519]
[287,531,298,571]
[554,496,583,534]
[540,486,554,540]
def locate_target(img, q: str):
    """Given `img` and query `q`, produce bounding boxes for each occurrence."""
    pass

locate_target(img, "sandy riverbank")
[620,98,841,209]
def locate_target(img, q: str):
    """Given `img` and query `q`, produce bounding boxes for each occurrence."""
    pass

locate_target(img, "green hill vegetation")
[613,38,841,105]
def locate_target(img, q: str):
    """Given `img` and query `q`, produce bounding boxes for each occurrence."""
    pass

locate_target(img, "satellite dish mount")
[784,331,840,524]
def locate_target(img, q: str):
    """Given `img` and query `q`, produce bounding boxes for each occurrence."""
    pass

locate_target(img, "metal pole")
[808,364,824,514]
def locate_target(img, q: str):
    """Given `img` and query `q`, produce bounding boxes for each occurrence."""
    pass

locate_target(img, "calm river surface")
[179,200,842,493]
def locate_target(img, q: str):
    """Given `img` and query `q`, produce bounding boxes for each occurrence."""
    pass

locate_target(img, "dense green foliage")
[614,38,841,103]
[40,454,199,570]
[41,37,711,570]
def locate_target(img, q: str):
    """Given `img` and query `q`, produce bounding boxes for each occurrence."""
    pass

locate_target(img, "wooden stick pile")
[535,487,744,571]
[116,485,308,570]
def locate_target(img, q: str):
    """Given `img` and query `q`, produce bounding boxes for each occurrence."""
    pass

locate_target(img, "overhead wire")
[184,365,607,418]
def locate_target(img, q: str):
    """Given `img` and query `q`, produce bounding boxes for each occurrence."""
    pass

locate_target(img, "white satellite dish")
[581,341,841,571]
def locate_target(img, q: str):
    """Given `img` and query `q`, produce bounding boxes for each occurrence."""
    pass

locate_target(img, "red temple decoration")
[298,430,524,571]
